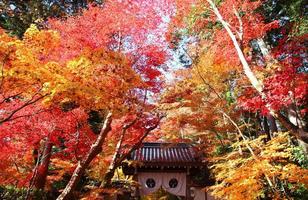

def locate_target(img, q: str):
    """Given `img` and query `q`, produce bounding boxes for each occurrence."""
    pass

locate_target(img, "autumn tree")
[1,1,175,199]
[48,1,174,198]
[168,0,307,142]
[0,104,94,190]
[0,23,139,196]
[1,0,306,199]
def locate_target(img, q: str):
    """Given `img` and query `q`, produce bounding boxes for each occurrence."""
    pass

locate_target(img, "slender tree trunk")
[101,120,134,188]
[288,104,304,129]
[267,115,278,134]
[287,104,308,152]
[263,116,271,140]
[256,113,264,137]
[207,0,262,92]
[256,39,294,136]
[33,140,53,190]
[57,112,112,200]
[25,138,53,200]
[101,116,163,188]
[256,38,270,60]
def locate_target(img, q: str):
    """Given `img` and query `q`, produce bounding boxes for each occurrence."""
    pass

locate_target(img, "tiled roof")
[130,142,202,166]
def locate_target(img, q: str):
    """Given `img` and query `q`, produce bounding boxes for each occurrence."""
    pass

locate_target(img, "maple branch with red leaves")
[0,92,49,125]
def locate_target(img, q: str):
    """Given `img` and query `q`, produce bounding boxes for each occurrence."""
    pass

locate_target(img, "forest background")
[0,0,307,199]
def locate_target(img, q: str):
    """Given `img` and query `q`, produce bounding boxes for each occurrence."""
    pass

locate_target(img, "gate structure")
[122,142,214,200]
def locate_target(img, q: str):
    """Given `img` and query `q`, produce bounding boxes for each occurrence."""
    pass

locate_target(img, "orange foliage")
[0,25,143,114]
[210,133,308,200]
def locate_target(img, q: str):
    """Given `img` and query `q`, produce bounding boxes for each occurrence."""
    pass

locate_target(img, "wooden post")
[131,168,140,200]
[186,167,193,200]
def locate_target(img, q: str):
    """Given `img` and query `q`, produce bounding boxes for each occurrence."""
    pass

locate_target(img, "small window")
[169,178,178,188]
[146,178,156,188]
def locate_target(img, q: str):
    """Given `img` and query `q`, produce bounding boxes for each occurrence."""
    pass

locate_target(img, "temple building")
[122,142,215,200]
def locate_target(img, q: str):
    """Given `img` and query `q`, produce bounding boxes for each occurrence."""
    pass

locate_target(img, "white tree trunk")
[206,0,308,151]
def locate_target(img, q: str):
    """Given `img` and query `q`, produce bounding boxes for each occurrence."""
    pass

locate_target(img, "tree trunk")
[101,123,128,188]
[267,115,278,134]
[288,103,305,129]
[101,118,139,188]
[207,0,263,93]
[56,112,112,200]
[33,140,53,190]
[101,116,162,188]
[256,38,270,60]
[263,116,271,140]
[256,113,264,137]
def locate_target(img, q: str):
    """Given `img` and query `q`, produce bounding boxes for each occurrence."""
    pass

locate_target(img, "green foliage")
[0,186,49,200]
[225,91,235,104]
[292,146,308,169]
[0,0,102,37]
[0,0,61,37]
[213,144,232,156]
[262,0,307,36]
[262,0,305,20]
[286,183,308,200]
[293,17,308,36]
[175,97,184,102]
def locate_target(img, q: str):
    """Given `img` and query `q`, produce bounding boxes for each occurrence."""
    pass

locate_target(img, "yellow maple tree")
[1,25,143,114]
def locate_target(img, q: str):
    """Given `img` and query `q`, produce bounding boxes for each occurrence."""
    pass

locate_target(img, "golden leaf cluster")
[210,132,308,200]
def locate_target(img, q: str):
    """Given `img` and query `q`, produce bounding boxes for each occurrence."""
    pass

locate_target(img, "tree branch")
[57,112,112,200]
[0,93,48,125]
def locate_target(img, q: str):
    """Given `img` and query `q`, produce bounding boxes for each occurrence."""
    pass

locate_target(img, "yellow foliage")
[0,25,143,113]
[210,132,308,200]
[47,158,75,186]
[23,24,60,56]
[159,51,239,142]
[190,52,232,93]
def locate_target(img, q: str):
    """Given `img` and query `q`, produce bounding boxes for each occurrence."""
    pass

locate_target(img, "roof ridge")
[127,142,203,166]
